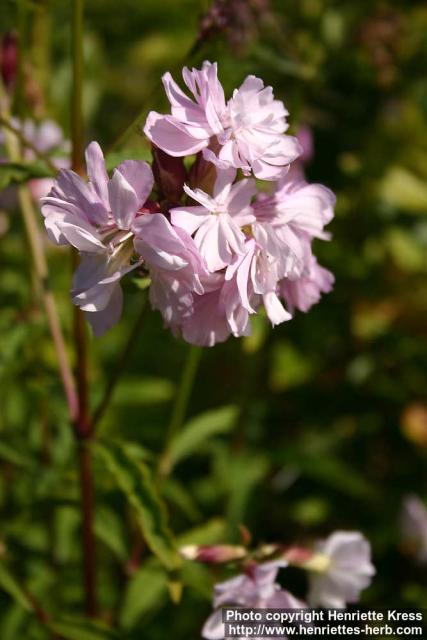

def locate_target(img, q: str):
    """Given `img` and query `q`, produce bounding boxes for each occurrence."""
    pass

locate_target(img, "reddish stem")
[78,442,97,617]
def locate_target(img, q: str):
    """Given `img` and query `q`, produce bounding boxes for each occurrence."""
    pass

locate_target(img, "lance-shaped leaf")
[48,618,118,640]
[0,563,32,612]
[0,161,53,189]
[119,561,168,630]
[167,405,237,471]
[95,441,181,570]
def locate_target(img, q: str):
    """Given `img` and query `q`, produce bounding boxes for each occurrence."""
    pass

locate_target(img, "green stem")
[0,89,78,423]
[158,345,202,477]
[92,296,148,429]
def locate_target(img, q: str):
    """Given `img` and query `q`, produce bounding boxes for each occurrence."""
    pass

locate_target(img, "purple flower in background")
[401,495,427,563]
[0,118,70,205]
[202,560,305,640]
[307,531,375,608]
[144,61,301,180]
[41,141,154,335]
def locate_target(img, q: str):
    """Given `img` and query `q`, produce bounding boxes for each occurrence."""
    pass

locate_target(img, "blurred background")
[1,0,427,638]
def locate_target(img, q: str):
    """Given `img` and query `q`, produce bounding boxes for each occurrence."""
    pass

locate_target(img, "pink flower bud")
[180,544,247,563]
[1,32,18,92]
[152,146,186,202]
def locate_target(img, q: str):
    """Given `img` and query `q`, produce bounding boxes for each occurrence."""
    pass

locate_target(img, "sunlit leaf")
[167,405,237,469]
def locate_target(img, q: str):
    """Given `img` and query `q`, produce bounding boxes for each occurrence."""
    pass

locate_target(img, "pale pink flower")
[41,141,154,335]
[307,531,375,608]
[224,235,291,329]
[401,495,427,563]
[179,274,235,347]
[171,168,255,272]
[144,61,301,180]
[133,214,207,326]
[280,254,334,313]
[202,560,305,640]
[253,173,335,277]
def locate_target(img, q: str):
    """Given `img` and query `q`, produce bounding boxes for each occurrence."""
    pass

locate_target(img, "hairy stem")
[92,296,148,429]
[158,345,202,477]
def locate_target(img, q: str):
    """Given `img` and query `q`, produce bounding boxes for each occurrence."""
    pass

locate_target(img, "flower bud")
[152,146,186,202]
[188,151,217,194]
[180,544,247,563]
[1,32,18,92]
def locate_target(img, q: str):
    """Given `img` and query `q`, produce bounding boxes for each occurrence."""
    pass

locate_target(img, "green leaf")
[94,507,128,561]
[0,563,32,611]
[48,618,118,640]
[162,478,201,521]
[95,442,181,570]
[380,166,427,213]
[113,377,174,406]
[119,562,168,630]
[0,162,52,189]
[269,341,313,391]
[177,518,227,546]
[168,405,237,469]
[0,442,33,468]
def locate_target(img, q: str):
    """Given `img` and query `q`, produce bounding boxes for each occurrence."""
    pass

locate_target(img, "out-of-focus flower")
[144,61,301,180]
[307,531,375,608]
[202,560,305,640]
[400,403,427,447]
[0,118,70,203]
[195,0,272,54]
[41,141,154,335]
[401,495,427,563]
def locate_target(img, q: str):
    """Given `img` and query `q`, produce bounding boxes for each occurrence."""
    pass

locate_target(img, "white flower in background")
[307,531,375,608]
[401,495,427,563]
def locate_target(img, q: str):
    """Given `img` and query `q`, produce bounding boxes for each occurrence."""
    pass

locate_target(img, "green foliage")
[0,563,32,612]
[167,405,238,470]
[95,441,181,571]
[0,162,52,189]
[48,618,119,640]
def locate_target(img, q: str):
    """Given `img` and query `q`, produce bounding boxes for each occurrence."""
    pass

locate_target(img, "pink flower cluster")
[195,531,375,639]
[41,61,335,346]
